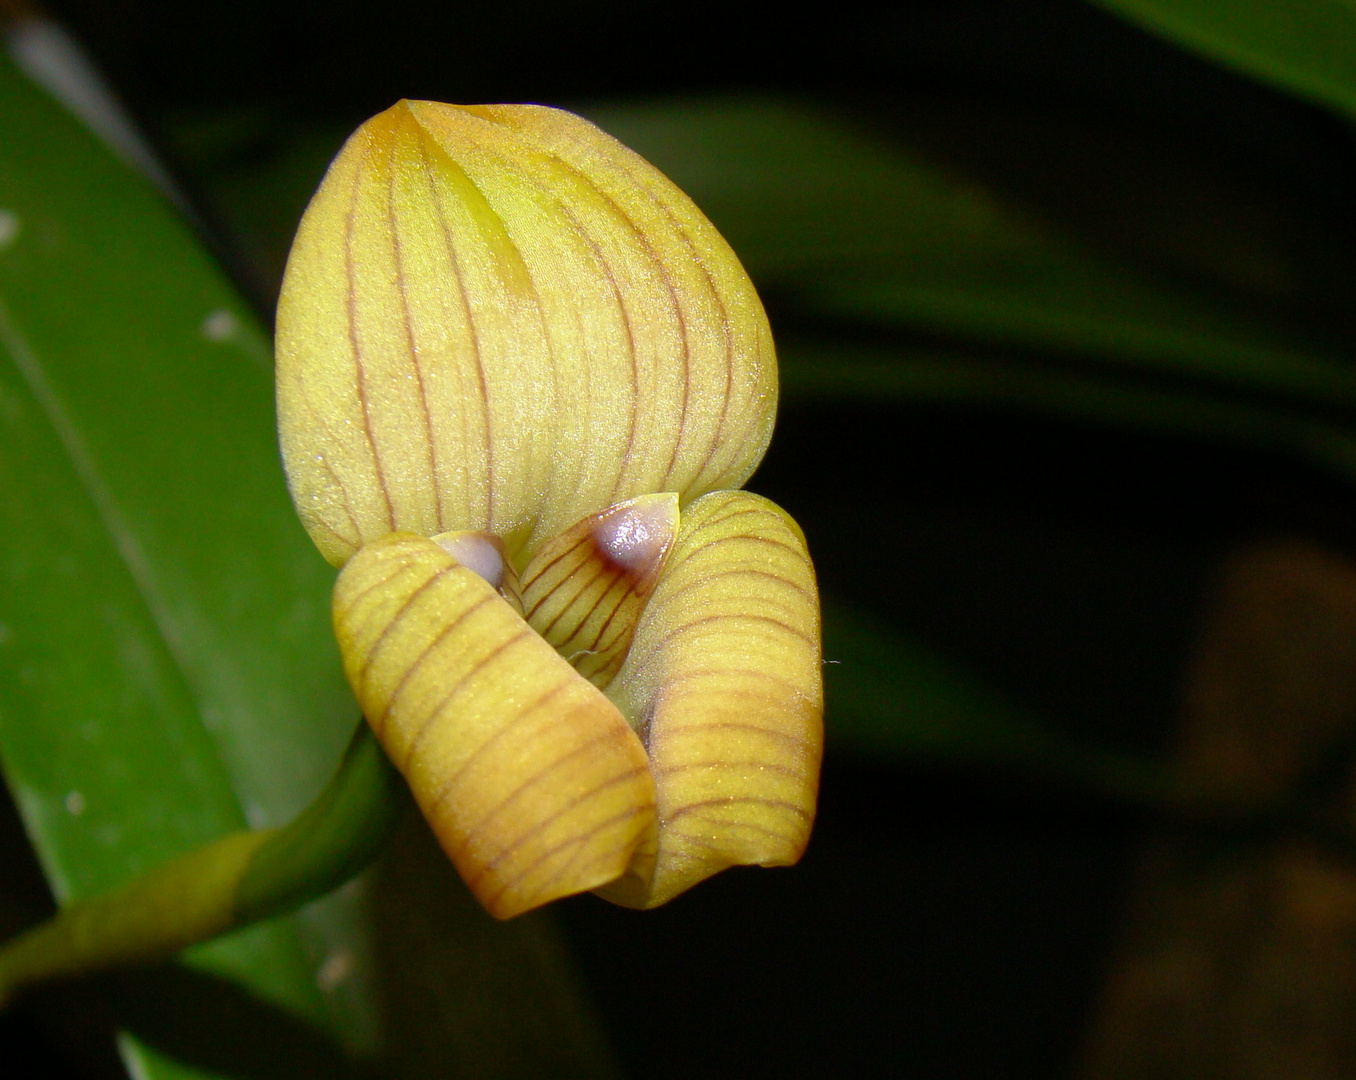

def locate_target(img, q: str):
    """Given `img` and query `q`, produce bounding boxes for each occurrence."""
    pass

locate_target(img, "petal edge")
[599,491,823,909]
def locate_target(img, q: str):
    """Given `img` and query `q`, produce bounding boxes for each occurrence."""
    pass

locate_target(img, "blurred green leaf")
[0,50,615,1079]
[822,599,1163,800]
[584,97,1356,414]
[779,341,1356,488]
[160,105,351,297]
[821,599,1047,762]
[1090,0,1356,122]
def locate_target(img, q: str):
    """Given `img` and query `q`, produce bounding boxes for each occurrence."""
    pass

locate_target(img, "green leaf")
[583,97,1356,414]
[1089,0,1356,122]
[778,341,1356,490]
[0,50,616,1079]
[821,599,1163,801]
[0,44,344,1056]
[821,600,1047,762]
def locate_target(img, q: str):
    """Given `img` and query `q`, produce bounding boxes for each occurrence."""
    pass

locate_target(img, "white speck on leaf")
[64,791,85,816]
[244,801,268,829]
[316,949,353,992]
[201,309,238,342]
[0,210,19,249]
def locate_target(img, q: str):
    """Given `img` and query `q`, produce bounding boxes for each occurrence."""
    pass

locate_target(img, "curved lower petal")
[333,532,657,918]
[598,491,823,909]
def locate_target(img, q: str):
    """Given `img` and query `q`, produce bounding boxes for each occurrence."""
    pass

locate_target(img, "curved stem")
[0,720,404,1011]
[234,722,406,923]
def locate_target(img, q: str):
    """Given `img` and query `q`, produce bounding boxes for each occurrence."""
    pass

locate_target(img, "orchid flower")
[275,101,823,918]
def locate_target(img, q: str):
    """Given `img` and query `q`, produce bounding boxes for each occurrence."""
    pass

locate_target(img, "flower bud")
[279,102,820,917]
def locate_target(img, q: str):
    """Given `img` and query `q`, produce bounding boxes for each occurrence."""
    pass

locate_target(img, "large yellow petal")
[333,532,657,918]
[599,491,823,909]
[277,101,776,568]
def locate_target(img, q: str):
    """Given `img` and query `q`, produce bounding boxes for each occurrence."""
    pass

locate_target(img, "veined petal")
[277,101,777,568]
[519,493,679,688]
[598,491,823,909]
[333,532,657,918]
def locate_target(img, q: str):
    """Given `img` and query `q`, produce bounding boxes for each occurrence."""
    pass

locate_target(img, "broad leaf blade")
[0,43,345,1073]
[0,69,354,838]
[0,48,622,1080]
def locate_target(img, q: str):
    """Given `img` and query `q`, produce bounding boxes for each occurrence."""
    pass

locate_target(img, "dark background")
[9,0,1356,1076]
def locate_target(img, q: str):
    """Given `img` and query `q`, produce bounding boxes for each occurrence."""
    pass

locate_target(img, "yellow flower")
[276,101,822,918]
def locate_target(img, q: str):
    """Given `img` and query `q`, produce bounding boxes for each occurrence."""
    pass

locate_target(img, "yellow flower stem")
[0,721,404,1011]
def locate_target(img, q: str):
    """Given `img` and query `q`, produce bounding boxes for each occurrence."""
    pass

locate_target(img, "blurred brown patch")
[1084,540,1356,1079]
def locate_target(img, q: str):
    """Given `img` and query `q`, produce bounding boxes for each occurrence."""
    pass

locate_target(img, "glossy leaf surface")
[0,47,344,1073]
[0,51,616,1079]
